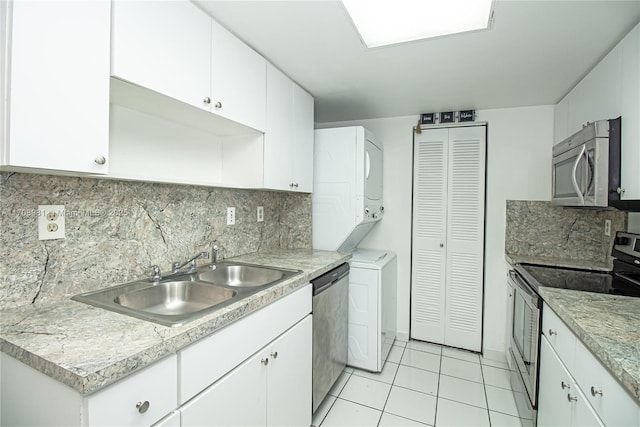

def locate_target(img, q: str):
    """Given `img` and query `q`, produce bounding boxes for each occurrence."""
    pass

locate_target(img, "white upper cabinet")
[211,20,266,132]
[620,24,640,201]
[264,64,314,192]
[2,0,110,174]
[111,0,212,111]
[554,23,640,201]
[111,0,266,132]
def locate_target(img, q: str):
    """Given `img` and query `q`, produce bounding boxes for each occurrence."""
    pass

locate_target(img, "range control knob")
[380,206,385,212]
[364,207,370,215]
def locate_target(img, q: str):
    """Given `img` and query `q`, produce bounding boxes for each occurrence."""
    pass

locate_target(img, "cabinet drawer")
[542,303,576,371]
[179,283,312,403]
[573,339,640,426]
[85,355,177,426]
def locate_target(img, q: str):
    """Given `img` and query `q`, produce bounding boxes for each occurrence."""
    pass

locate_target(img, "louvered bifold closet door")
[410,126,486,352]
[410,129,448,344]
[444,127,486,352]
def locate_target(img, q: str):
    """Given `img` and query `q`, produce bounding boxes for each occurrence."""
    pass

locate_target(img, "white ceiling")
[195,1,640,123]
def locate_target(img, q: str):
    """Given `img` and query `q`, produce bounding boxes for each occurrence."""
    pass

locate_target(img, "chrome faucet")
[172,251,210,274]
[210,241,219,270]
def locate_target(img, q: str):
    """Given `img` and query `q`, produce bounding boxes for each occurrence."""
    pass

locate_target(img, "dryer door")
[365,138,383,202]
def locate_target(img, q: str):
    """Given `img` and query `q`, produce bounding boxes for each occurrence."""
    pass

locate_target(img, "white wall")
[317,104,554,356]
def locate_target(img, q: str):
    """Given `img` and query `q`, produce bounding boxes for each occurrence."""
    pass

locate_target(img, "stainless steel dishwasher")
[312,262,349,413]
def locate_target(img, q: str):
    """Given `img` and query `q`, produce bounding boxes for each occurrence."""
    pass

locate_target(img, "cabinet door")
[85,355,178,427]
[621,23,640,200]
[7,0,110,173]
[264,63,293,191]
[574,339,640,426]
[266,315,312,427]
[211,20,266,132]
[111,0,211,111]
[291,83,314,192]
[538,337,573,427]
[180,351,267,427]
[411,129,448,344]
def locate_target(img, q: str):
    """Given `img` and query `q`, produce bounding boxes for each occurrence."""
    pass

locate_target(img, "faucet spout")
[172,251,209,274]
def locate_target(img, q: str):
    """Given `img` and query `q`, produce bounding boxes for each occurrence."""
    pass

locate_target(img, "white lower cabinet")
[538,336,602,427]
[539,303,640,427]
[0,285,313,427]
[181,315,312,427]
[85,355,178,427]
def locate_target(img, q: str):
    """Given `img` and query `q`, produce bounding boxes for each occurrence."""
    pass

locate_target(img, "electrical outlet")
[38,205,65,240]
[257,206,264,222]
[604,219,612,237]
[227,207,236,225]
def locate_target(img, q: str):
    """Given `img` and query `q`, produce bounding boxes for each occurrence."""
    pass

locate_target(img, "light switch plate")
[257,206,264,222]
[227,207,236,225]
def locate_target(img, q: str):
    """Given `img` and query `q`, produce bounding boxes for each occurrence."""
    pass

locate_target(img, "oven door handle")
[508,270,540,308]
[571,145,586,205]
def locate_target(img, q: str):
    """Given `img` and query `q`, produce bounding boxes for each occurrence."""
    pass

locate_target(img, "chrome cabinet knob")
[548,329,557,336]
[215,101,222,109]
[590,386,603,397]
[567,394,577,402]
[270,351,278,359]
[439,243,444,248]
[203,97,211,104]
[617,187,626,194]
[561,381,570,390]
[94,156,106,165]
[261,358,269,366]
[136,401,150,414]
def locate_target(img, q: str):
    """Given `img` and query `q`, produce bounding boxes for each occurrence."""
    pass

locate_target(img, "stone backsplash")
[0,172,311,309]
[505,200,627,270]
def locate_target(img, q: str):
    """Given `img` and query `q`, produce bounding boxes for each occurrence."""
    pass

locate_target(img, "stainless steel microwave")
[551,117,622,208]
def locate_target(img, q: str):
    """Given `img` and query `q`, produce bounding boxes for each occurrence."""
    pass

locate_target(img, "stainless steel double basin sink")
[72,262,301,327]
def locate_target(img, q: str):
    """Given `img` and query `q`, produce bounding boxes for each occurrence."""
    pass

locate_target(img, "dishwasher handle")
[312,263,349,296]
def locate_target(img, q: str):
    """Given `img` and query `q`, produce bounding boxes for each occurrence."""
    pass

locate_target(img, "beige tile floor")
[312,340,526,427]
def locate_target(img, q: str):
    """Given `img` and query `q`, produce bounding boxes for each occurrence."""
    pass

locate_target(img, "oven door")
[508,270,541,407]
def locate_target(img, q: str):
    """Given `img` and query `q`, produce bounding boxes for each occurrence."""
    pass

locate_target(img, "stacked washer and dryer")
[312,126,397,373]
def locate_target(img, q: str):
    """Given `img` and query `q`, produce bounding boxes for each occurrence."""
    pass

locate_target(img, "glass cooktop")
[517,264,614,294]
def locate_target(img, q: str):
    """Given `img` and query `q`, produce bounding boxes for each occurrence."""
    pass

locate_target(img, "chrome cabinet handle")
[590,386,603,397]
[261,358,269,366]
[215,101,222,109]
[561,381,570,389]
[548,329,557,336]
[270,351,278,359]
[203,97,211,104]
[567,394,577,402]
[94,156,106,165]
[136,401,150,414]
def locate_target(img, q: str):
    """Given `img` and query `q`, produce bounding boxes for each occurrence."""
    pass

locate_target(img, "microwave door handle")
[571,145,586,205]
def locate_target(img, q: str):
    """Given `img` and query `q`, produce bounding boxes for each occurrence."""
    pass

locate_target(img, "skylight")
[341,0,495,48]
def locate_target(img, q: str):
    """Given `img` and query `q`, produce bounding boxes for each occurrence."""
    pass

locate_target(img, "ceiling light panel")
[341,0,494,48]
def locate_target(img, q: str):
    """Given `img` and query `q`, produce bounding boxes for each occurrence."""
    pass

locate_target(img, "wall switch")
[38,205,65,240]
[226,207,236,225]
[604,219,612,237]
[257,206,264,222]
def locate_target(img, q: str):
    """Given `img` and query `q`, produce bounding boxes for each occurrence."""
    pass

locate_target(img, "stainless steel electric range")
[507,231,640,426]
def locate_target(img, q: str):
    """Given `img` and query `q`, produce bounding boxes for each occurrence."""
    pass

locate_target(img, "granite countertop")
[539,287,640,403]
[0,249,350,395]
